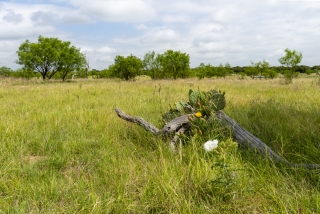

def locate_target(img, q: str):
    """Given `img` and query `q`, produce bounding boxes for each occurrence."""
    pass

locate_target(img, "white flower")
[204,139,219,152]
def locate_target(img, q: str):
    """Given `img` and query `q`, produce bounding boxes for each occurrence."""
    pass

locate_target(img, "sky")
[0,0,320,70]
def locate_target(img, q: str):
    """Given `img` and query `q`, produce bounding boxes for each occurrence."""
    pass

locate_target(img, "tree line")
[1,36,320,82]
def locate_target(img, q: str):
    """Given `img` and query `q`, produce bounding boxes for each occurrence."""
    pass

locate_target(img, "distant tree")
[16,35,86,80]
[215,64,226,78]
[142,51,162,79]
[232,66,245,73]
[244,60,270,79]
[99,69,113,78]
[160,50,190,79]
[14,68,36,79]
[59,47,86,81]
[195,63,207,79]
[295,65,310,73]
[224,62,233,74]
[216,63,232,78]
[258,60,270,76]
[205,64,217,78]
[265,69,278,79]
[88,69,100,78]
[0,66,13,77]
[278,48,302,83]
[244,62,259,79]
[111,54,143,80]
[312,65,320,72]
[194,63,204,79]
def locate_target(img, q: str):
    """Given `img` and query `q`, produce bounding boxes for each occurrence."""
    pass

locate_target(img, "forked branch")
[115,108,320,170]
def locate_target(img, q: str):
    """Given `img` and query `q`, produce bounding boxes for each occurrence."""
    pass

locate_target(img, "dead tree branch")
[115,108,320,170]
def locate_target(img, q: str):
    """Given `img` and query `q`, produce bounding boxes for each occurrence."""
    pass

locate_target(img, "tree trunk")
[115,108,320,170]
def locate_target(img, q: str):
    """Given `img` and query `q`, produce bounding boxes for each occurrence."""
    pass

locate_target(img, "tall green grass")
[0,76,319,213]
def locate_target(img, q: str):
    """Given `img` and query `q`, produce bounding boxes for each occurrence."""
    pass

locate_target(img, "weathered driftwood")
[115,108,320,170]
[214,111,320,170]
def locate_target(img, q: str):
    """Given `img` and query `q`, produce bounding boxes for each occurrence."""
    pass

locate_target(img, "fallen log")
[115,108,320,170]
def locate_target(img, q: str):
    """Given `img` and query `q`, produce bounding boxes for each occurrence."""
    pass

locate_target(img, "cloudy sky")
[0,0,320,70]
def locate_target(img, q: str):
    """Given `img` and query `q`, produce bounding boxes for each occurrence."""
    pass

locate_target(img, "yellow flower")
[195,112,202,118]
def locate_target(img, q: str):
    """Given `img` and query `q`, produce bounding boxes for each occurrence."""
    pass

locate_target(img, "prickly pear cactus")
[162,89,226,122]
[206,90,226,111]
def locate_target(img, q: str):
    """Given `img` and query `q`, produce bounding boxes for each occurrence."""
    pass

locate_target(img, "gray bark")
[115,108,320,170]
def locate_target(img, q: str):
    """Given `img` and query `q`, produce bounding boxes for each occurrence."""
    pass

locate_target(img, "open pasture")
[0,76,319,213]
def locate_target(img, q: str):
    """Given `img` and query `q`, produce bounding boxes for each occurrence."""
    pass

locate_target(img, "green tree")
[265,69,278,79]
[244,62,259,79]
[232,66,245,73]
[216,63,231,78]
[0,66,13,77]
[278,48,302,83]
[14,68,36,79]
[88,69,100,79]
[59,47,86,81]
[245,60,270,79]
[111,54,143,80]
[160,50,190,79]
[224,62,233,74]
[206,65,217,78]
[16,35,86,80]
[142,51,162,79]
[99,69,113,78]
[195,62,212,79]
[257,60,270,77]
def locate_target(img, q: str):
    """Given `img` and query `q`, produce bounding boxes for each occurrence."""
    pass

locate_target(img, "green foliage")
[160,50,190,79]
[59,48,86,81]
[99,69,113,78]
[16,35,86,80]
[245,60,270,79]
[238,72,246,79]
[110,54,143,80]
[244,65,258,79]
[206,90,226,112]
[13,68,37,79]
[142,51,162,79]
[232,66,245,73]
[195,63,232,79]
[283,70,300,84]
[163,89,238,201]
[0,66,13,77]
[88,69,113,79]
[88,69,99,78]
[209,139,239,201]
[194,63,210,79]
[278,48,303,83]
[216,63,232,78]
[305,69,312,75]
[264,69,278,79]
[162,89,226,123]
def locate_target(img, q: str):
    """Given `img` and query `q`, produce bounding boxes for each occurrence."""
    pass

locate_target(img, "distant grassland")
[0,75,319,213]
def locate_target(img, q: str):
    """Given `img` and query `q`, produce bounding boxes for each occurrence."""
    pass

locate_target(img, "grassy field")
[0,75,319,213]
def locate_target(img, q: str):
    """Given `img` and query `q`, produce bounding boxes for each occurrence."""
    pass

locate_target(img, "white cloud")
[66,0,156,22]
[134,24,148,30]
[82,46,116,68]
[31,10,58,26]
[1,0,320,70]
[97,46,116,53]
[140,29,180,44]
[62,11,94,24]
[2,11,23,23]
